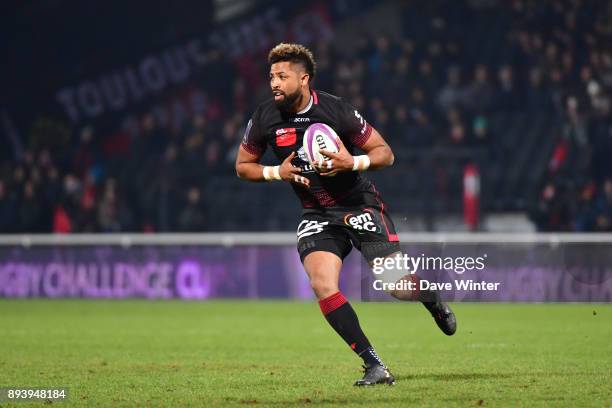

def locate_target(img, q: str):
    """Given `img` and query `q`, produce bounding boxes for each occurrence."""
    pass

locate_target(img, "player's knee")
[309,276,338,300]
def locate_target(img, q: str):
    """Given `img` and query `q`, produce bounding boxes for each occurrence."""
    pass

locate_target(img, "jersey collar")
[296,94,313,115]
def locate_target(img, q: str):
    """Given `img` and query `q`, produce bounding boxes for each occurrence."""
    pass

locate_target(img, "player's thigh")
[299,235,352,299]
[302,250,343,299]
[343,208,411,296]
[297,214,353,298]
[370,250,417,300]
[367,250,401,268]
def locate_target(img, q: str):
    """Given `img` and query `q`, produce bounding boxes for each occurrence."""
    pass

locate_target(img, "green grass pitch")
[0,300,610,407]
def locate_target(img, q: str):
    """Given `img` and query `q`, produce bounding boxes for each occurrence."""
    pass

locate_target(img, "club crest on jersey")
[344,211,380,233]
[275,128,297,146]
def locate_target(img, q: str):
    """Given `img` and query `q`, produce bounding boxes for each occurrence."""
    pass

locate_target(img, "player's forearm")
[235,162,267,182]
[363,145,394,171]
[236,162,286,182]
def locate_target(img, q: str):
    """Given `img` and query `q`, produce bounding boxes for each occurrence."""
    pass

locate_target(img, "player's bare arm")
[316,127,394,177]
[235,146,310,187]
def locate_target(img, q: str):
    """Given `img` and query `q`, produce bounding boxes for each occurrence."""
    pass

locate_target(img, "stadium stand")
[1,0,611,232]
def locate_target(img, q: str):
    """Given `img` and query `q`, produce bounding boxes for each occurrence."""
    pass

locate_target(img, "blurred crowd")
[1,0,611,232]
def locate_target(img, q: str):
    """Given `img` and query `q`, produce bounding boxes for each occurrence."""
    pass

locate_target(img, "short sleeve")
[337,99,373,148]
[240,109,267,156]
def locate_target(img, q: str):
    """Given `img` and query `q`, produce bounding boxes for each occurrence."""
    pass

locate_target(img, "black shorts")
[296,203,401,264]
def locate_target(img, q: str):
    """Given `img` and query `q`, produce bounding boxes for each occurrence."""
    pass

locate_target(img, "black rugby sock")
[319,291,386,367]
[402,274,442,309]
[420,287,442,312]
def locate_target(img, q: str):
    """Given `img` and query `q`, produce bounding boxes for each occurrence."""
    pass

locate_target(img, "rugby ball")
[303,123,340,167]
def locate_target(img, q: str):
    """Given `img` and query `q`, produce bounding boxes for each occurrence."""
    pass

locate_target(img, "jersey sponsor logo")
[297,220,329,239]
[297,146,309,162]
[296,147,315,173]
[293,117,310,122]
[275,127,297,146]
[344,211,380,233]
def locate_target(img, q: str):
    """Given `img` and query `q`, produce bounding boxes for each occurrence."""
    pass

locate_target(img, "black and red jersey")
[241,90,379,209]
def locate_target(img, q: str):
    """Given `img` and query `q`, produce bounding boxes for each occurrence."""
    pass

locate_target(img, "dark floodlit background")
[1,0,611,233]
[1,3,611,406]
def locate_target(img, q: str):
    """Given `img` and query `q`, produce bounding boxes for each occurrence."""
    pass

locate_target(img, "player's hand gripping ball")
[303,123,356,176]
[303,123,339,166]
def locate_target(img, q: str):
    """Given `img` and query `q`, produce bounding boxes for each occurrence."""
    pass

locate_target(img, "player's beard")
[274,88,302,112]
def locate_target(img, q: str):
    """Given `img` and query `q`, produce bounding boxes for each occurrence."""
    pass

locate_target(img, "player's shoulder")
[314,90,354,115]
[253,98,276,116]
[249,98,281,125]
[315,90,344,105]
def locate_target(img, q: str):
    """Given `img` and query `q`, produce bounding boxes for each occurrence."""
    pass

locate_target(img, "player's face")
[270,61,308,111]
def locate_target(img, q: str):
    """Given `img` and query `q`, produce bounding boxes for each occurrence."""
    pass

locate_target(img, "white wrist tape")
[352,155,371,171]
[263,165,282,181]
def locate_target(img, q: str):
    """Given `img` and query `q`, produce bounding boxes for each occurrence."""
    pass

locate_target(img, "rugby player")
[235,43,456,386]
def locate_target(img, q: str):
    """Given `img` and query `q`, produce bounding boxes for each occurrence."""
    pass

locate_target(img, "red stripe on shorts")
[371,185,399,242]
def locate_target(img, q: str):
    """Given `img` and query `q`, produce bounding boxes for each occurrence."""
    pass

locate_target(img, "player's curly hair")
[268,43,316,84]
